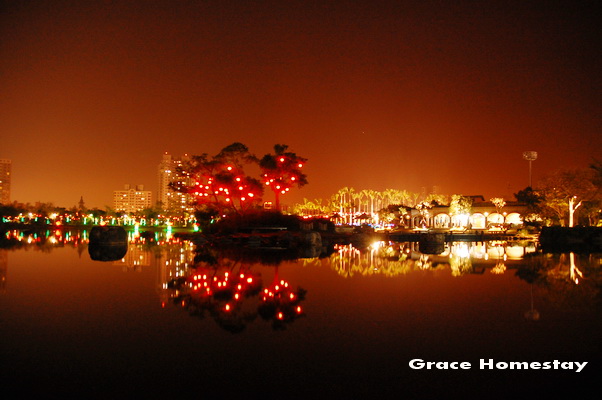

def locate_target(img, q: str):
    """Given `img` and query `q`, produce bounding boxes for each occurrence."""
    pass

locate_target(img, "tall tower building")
[0,159,11,204]
[157,153,194,213]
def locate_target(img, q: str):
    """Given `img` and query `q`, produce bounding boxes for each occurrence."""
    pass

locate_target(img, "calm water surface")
[1,230,600,398]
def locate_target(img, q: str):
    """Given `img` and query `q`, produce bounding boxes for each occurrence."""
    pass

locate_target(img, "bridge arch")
[470,213,487,229]
[486,213,504,226]
[505,212,522,226]
[433,213,450,228]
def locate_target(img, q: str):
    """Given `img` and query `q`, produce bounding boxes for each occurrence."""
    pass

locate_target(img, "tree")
[537,168,598,227]
[259,144,308,211]
[361,189,378,217]
[291,198,327,217]
[490,197,506,214]
[330,187,355,225]
[590,159,602,189]
[449,195,472,228]
[514,187,543,211]
[425,193,449,206]
[415,201,433,227]
[171,142,264,216]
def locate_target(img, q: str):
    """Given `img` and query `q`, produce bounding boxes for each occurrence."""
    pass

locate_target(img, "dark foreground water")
[1,232,601,398]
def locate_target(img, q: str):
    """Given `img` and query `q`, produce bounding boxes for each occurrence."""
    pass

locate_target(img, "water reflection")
[517,252,602,313]
[165,251,307,332]
[327,240,539,277]
[88,243,128,261]
[2,229,600,324]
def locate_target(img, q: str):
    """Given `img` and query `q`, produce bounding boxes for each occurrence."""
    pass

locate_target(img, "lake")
[1,229,600,398]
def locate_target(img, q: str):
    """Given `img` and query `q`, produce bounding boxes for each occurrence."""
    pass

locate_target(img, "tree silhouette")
[259,144,308,210]
[171,142,264,216]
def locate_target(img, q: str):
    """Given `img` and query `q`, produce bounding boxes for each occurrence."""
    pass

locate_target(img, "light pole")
[522,151,537,188]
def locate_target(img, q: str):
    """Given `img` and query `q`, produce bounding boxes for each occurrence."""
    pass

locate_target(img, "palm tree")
[386,188,404,206]
[350,192,362,222]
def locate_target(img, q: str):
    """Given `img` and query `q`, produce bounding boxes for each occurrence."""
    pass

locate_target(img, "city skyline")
[1,1,600,209]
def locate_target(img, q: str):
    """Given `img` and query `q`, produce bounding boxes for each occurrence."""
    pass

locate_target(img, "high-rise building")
[113,184,152,213]
[157,153,194,213]
[0,159,11,204]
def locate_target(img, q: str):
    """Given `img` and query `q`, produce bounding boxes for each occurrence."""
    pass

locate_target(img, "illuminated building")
[157,152,194,213]
[113,184,152,213]
[0,159,11,204]
[408,196,528,230]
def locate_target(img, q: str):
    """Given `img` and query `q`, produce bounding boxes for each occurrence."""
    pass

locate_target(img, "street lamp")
[522,151,537,188]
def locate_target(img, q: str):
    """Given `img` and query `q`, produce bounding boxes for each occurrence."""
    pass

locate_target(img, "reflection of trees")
[448,243,473,276]
[524,284,540,321]
[330,243,416,277]
[0,229,88,253]
[516,253,602,311]
[169,266,263,333]
[167,248,307,332]
[490,261,507,274]
[415,254,432,270]
[449,254,473,276]
[258,267,306,330]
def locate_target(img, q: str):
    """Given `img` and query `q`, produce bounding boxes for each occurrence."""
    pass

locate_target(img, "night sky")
[1,0,600,209]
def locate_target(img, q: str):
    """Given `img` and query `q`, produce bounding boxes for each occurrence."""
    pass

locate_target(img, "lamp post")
[522,151,537,188]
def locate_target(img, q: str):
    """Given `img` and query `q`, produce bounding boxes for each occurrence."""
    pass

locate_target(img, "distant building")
[113,184,152,214]
[157,152,194,213]
[0,159,11,204]
[78,196,86,211]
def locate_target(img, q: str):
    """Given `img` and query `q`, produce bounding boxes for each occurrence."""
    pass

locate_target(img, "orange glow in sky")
[1,1,600,209]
